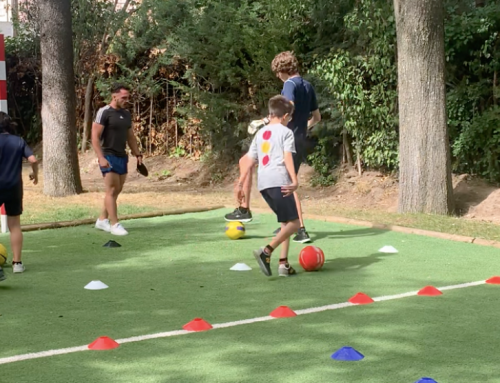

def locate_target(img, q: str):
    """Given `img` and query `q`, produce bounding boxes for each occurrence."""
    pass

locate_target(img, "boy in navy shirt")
[236,96,299,276]
[226,51,321,243]
[0,112,38,279]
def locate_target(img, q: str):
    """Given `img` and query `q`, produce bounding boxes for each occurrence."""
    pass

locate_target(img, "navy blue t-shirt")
[281,77,318,139]
[0,133,33,190]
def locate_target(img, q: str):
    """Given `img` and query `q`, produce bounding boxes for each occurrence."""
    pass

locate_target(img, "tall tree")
[393,0,453,214]
[40,0,82,196]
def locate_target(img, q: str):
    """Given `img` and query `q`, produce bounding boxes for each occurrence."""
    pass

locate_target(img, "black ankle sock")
[279,257,288,265]
[264,245,274,255]
[12,261,22,265]
[239,207,249,213]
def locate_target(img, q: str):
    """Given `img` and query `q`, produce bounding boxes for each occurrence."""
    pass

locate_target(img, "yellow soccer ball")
[225,221,245,240]
[0,243,7,266]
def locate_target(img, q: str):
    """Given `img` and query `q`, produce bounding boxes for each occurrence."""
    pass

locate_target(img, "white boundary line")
[0,280,489,365]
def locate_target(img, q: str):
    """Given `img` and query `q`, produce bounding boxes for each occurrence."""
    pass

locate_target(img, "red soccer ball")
[299,246,325,271]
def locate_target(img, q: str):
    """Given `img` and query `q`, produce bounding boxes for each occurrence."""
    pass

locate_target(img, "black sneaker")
[224,207,253,223]
[293,228,312,243]
[0,267,6,281]
[273,227,281,235]
[253,248,272,276]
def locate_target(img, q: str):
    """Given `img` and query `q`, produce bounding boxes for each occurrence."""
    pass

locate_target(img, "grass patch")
[307,205,500,242]
[21,204,157,225]
[2,209,500,382]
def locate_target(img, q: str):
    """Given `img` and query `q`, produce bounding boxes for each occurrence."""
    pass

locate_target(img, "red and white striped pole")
[0,33,8,234]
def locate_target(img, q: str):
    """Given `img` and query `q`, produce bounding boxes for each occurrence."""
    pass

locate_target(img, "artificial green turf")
[1,208,500,382]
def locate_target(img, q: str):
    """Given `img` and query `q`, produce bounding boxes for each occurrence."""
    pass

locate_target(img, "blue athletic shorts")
[100,155,128,176]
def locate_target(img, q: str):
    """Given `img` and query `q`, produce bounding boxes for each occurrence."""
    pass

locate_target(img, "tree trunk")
[81,75,94,153]
[394,0,453,214]
[40,0,82,196]
[11,0,18,36]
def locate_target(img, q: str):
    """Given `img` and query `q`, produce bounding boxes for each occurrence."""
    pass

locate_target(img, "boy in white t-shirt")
[235,95,300,277]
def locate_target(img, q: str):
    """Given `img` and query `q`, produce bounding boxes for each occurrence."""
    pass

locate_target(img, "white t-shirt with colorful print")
[247,123,296,191]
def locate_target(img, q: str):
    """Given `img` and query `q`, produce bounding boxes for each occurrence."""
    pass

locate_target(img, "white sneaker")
[95,218,111,232]
[110,223,128,236]
[13,262,25,273]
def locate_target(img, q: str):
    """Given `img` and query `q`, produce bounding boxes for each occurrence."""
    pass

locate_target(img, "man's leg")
[103,172,122,226]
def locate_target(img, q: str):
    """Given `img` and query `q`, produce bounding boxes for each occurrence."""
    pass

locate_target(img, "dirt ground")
[21,150,500,225]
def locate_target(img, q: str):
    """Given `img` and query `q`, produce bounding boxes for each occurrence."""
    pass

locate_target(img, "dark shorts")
[100,155,128,176]
[0,183,23,216]
[261,187,299,223]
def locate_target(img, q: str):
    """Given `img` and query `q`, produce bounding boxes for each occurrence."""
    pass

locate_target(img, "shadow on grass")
[2,283,498,383]
[311,227,386,242]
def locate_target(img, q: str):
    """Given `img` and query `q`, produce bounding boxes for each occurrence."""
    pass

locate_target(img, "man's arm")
[127,128,142,164]
[91,122,109,168]
[28,155,38,185]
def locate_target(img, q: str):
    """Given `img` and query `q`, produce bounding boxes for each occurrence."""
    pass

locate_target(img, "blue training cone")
[331,346,364,361]
[414,378,438,383]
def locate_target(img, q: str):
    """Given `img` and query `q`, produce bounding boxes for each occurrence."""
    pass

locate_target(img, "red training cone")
[348,293,374,305]
[417,286,442,296]
[270,306,297,318]
[88,336,119,350]
[183,318,213,332]
[486,276,500,285]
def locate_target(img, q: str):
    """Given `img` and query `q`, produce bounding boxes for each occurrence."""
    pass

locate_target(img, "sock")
[239,207,249,213]
[279,257,288,265]
[263,245,274,255]
[12,261,22,265]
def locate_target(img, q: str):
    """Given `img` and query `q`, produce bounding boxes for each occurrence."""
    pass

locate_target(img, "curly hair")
[271,51,299,75]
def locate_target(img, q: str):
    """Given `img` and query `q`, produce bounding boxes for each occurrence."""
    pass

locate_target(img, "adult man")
[92,84,142,236]
[225,51,321,243]
[0,112,38,277]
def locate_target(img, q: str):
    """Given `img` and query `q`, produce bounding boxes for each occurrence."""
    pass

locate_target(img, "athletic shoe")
[293,228,312,243]
[253,248,272,277]
[95,218,111,232]
[224,208,253,223]
[273,227,281,235]
[13,262,25,273]
[278,263,297,277]
[0,267,6,281]
[111,223,128,236]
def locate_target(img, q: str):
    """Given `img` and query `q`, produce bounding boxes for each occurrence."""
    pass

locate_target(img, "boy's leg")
[8,215,24,273]
[290,144,311,243]
[254,188,300,276]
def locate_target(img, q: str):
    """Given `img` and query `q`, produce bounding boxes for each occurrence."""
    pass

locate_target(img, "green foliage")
[445,2,500,181]
[6,0,500,185]
[307,137,338,187]
[310,0,398,171]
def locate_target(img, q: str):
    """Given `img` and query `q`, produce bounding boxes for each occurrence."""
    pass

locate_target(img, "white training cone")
[84,280,109,290]
[378,246,398,253]
[230,263,252,271]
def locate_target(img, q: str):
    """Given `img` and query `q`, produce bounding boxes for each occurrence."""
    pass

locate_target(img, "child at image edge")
[236,95,300,277]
